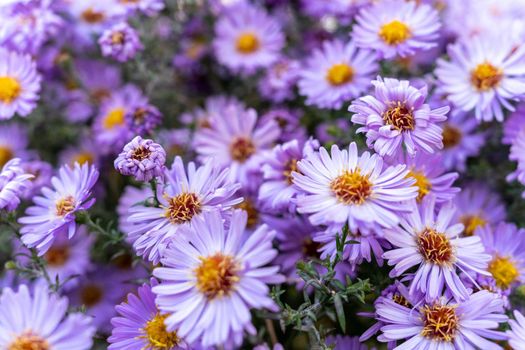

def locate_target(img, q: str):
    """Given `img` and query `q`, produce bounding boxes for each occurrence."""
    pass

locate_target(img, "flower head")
[350,77,449,157]
[293,142,417,231]
[0,48,41,119]
[0,284,95,350]
[114,136,166,182]
[383,196,491,301]
[153,209,284,347]
[124,102,162,135]
[19,162,99,255]
[436,35,525,122]
[298,40,378,109]
[353,0,441,59]
[127,156,241,264]
[99,22,143,62]
[0,158,33,211]
[507,310,525,350]
[258,58,301,103]
[213,3,284,74]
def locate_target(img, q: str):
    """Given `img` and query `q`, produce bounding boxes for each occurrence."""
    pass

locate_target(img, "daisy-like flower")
[0,158,32,211]
[260,108,306,144]
[0,48,41,119]
[503,104,525,145]
[180,95,244,128]
[259,138,319,212]
[507,310,525,349]
[99,22,143,62]
[0,284,95,350]
[213,3,284,74]
[352,0,441,59]
[193,105,280,185]
[21,159,53,199]
[477,222,525,290]
[19,162,99,255]
[127,156,242,264]
[109,279,192,350]
[258,58,301,103]
[439,108,486,171]
[389,152,459,203]
[383,196,491,301]
[292,142,418,231]
[124,102,162,136]
[453,182,506,236]
[114,136,166,182]
[376,290,508,349]
[67,0,124,41]
[298,39,378,109]
[350,77,449,157]
[153,209,284,347]
[436,36,525,122]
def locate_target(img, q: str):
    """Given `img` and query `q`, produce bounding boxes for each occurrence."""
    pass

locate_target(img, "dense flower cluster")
[2,0,525,349]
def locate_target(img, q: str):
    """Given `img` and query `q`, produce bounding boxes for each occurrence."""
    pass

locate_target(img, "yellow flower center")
[283,158,299,185]
[0,145,13,167]
[392,293,411,308]
[236,32,260,54]
[417,228,454,265]
[460,215,486,236]
[379,20,411,45]
[407,170,431,202]
[330,170,372,205]
[383,102,415,131]
[326,63,354,86]
[44,246,70,267]
[235,199,258,229]
[102,107,125,130]
[488,256,519,289]
[55,195,76,217]
[421,304,459,342]
[131,146,151,161]
[442,125,462,149]
[230,137,256,163]
[81,8,105,23]
[142,313,180,350]
[80,284,103,307]
[110,31,125,44]
[471,62,503,91]
[72,152,94,166]
[164,193,201,225]
[0,76,21,104]
[195,253,240,299]
[8,332,49,350]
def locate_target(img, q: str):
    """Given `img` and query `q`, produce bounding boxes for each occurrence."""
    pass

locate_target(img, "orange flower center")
[103,108,126,130]
[421,304,459,342]
[379,20,411,45]
[195,253,240,299]
[417,228,454,265]
[330,170,372,205]
[383,102,415,131]
[0,145,13,167]
[164,193,201,224]
[141,313,181,349]
[55,196,76,217]
[230,137,256,163]
[460,214,486,236]
[488,256,519,289]
[44,246,70,266]
[236,33,260,54]
[8,332,49,350]
[407,170,431,202]
[131,146,151,161]
[0,76,21,104]
[326,63,354,86]
[81,284,103,307]
[442,125,462,149]
[81,8,105,23]
[471,62,503,91]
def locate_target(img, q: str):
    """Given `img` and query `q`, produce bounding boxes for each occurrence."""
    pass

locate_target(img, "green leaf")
[333,294,346,332]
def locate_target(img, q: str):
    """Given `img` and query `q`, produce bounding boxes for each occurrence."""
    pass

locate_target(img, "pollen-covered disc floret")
[153,209,284,347]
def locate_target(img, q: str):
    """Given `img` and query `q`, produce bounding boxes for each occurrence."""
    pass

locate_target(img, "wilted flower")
[98,22,143,62]
[114,136,166,182]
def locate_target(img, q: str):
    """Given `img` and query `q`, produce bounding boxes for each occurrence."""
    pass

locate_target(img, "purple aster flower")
[436,35,525,122]
[0,158,33,210]
[213,3,284,74]
[117,0,165,16]
[20,159,53,198]
[16,225,94,291]
[259,108,306,143]
[292,142,418,231]
[477,222,525,291]
[503,103,525,145]
[383,195,491,302]
[117,185,153,243]
[508,310,525,349]
[153,209,285,347]
[180,95,244,128]
[19,162,99,255]
[114,136,166,182]
[300,0,368,22]
[298,39,378,109]
[259,138,319,212]
[109,278,195,350]
[350,77,449,157]
[193,105,280,185]
[127,156,242,264]
[326,335,369,350]
[389,152,459,203]
[0,48,41,119]
[124,102,162,135]
[59,137,100,167]
[353,0,441,59]
[439,107,486,171]
[0,284,95,350]
[376,290,507,349]
[93,84,147,154]
[453,182,506,236]
[99,22,143,62]
[0,123,32,166]
[258,58,301,103]
[67,0,125,42]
